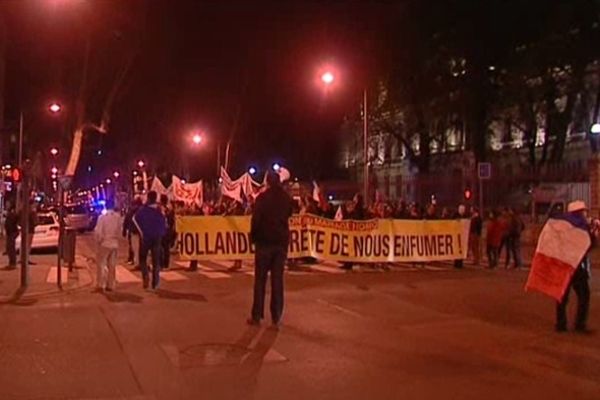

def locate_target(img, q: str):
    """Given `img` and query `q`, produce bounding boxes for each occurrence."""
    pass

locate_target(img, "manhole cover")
[180,343,251,367]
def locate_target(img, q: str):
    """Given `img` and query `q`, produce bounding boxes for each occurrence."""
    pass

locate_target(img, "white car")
[16,213,60,251]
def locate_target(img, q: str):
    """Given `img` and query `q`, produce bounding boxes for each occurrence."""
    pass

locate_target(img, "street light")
[321,71,335,85]
[105,178,112,184]
[50,147,59,156]
[113,171,120,179]
[272,163,281,171]
[137,160,145,169]
[51,166,58,175]
[591,123,600,135]
[318,65,369,202]
[48,103,62,114]
[248,166,257,175]
[192,133,203,145]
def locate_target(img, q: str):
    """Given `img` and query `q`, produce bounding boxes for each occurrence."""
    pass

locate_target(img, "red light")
[11,168,21,182]
[464,189,472,200]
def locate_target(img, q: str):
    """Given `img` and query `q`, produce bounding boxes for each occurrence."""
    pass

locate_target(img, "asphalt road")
[0,233,598,400]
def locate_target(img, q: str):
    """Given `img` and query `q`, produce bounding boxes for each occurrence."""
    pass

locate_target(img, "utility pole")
[19,165,30,287]
[363,89,369,203]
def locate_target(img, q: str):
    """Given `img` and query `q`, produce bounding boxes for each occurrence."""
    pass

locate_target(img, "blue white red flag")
[525,214,591,301]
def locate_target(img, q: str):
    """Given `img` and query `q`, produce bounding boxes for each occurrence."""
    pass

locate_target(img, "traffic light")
[11,168,22,183]
[464,188,472,201]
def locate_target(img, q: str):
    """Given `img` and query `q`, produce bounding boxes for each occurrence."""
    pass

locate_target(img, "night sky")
[2,0,395,183]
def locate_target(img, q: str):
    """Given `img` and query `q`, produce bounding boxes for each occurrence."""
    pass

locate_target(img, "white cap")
[567,200,587,213]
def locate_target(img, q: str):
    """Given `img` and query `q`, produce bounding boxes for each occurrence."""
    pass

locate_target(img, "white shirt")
[94,210,123,249]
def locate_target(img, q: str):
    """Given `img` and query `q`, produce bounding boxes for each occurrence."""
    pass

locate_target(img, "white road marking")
[160,271,189,281]
[116,265,142,283]
[196,270,231,279]
[316,298,364,318]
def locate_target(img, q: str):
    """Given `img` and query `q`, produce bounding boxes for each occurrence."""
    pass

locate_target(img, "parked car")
[65,205,91,231]
[16,213,60,251]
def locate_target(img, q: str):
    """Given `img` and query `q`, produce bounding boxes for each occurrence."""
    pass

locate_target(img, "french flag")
[525,214,591,301]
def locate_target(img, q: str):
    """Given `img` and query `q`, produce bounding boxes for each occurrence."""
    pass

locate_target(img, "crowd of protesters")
[111,185,528,292]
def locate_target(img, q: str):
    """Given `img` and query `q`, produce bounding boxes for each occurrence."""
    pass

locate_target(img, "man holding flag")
[526,200,598,333]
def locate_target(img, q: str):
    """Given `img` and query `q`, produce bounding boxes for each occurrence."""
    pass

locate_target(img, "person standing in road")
[4,202,19,269]
[133,191,166,290]
[556,200,598,333]
[123,197,142,268]
[160,195,175,270]
[505,208,524,269]
[469,207,483,266]
[486,210,503,268]
[248,172,293,328]
[454,204,468,269]
[94,200,122,292]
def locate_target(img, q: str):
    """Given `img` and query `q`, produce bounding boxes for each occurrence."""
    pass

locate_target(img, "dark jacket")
[5,210,19,235]
[123,206,140,236]
[470,215,483,236]
[133,204,166,242]
[251,186,293,248]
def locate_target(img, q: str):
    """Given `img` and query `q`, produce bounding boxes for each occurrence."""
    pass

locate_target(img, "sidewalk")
[0,247,93,304]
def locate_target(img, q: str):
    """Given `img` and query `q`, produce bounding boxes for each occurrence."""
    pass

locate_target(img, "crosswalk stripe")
[46,267,70,283]
[116,265,142,283]
[196,270,231,279]
[310,264,346,274]
[161,271,189,281]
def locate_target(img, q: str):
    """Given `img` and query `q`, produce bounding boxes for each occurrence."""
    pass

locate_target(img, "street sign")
[478,162,492,180]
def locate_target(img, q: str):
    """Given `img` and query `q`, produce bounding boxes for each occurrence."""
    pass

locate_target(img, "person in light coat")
[94,200,123,292]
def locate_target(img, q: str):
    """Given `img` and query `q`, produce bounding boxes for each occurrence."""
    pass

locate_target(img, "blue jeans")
[140,237,162,289]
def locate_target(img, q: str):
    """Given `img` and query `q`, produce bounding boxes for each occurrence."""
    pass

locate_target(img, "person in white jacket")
[94,200,123,292]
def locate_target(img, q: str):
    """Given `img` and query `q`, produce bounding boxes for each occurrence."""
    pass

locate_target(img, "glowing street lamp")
[48,103,62,113]
[272,163,281,171]
[50,147,59,156]
[50,166,58,175]
[113,171,120,179]
[105,178,112,184]
[321,71,335,85]
[248,166,257,175]
[137,160,145,169]
[591,123,600,135]
[192,133,203,145]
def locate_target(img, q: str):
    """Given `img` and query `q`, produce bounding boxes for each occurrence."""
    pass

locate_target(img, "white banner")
[172,175,203,206]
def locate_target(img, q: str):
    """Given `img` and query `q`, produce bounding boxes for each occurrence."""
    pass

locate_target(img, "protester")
[423,203,437,220]
[160,195,176,270]
[497,208,510,267]
[555,200,597,333]
[340,193,366,271]
[469,206,483,266]
[505,207,524,269]
[123,197,142,268]
[247,171,293,328]
[94,200,122,292]
[453,204,468,269]
[486,210,503,268]
[133,191,166,290]
[4,202,18,269]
